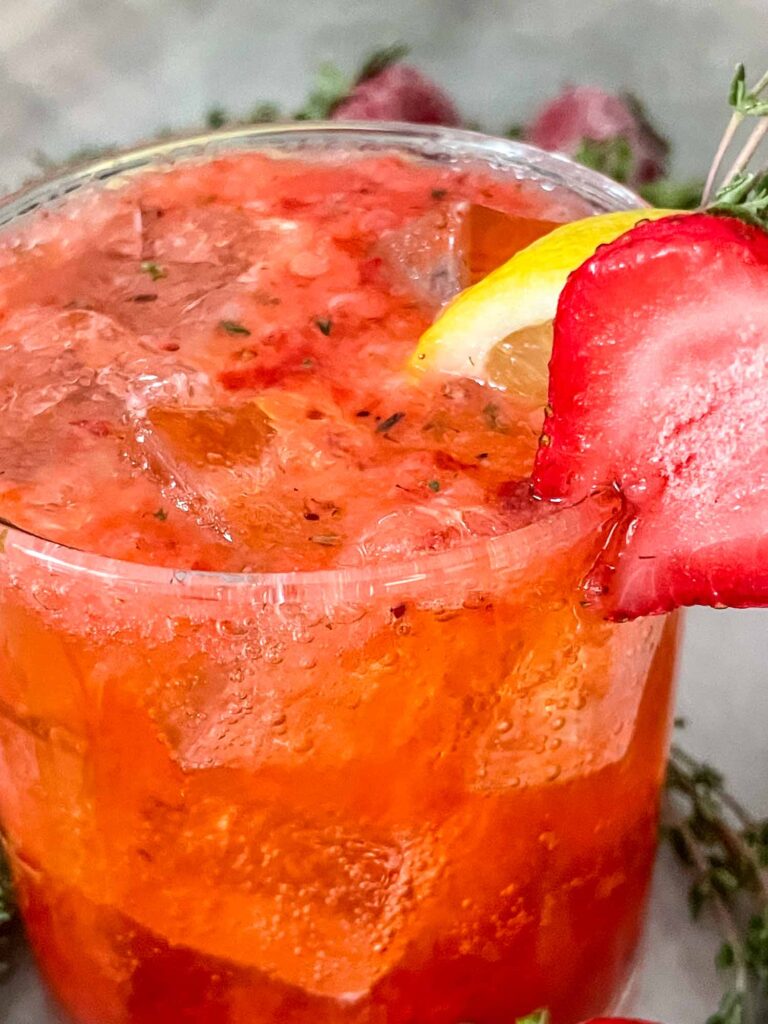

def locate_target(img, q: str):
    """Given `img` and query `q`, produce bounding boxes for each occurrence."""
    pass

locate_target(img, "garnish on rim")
[702,64,768,206]
[411,62,768,619]
[409,208,677,405]
[533,63,768,617]
[533,211,768,617]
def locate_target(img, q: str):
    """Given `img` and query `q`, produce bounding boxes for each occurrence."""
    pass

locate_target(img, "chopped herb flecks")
[153,508,168,521]
[431,188,447,200]
[314,317,333,336]
[427,479,441,492]
[482,402,507,433]
[219,320,251,336]
[515,1011,550,1024]
[376,411,405,434]
[310,533,341,546]
[140,260,167,282]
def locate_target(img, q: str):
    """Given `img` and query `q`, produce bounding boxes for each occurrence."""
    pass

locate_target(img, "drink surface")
[0,143,678,1024]
[0,150,580,573]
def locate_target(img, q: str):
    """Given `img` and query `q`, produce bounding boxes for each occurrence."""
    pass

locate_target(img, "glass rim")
[0,120,638,597]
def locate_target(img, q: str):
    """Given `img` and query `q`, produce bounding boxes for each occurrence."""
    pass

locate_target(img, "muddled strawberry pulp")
[0,151,572,573]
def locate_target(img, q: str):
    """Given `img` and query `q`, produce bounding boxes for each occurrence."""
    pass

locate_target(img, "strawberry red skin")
[527,86,668,186]
[533,213,768,618]
[332,64,461,126]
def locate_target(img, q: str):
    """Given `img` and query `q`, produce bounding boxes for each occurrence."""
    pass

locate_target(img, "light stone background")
[1,1,767,1021]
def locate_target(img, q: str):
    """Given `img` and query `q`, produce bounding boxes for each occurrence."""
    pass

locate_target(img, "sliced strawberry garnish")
[578,1019,660,1024]
[533,212,768,618]
[578,1018,660,1024]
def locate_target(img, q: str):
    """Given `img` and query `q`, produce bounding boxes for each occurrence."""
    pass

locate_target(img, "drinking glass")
[0,124,678,1024]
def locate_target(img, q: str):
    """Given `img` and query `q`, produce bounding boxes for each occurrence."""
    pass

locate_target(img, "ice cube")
[347,505,471,564]
[0,306,228,552]
[126,383,388,571]
[91,644,443,997]
[105,358,214,413]
[7,190,144,260]
[127,400,277,553]
[341,498,514,569]
[119,797,438,997]
[0,307,135,414]
[0,379,131,542]
[375,204,561,312]
[141,203,266,268]
[145,404,274,469]
[0,308,133,510]
[56,256,242,340]
[375,204,469,311]
[0,204,275,341]
[463,205,561,283]
[474,613,661,792]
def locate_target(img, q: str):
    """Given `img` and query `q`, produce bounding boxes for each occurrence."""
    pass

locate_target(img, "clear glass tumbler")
[0,124,678,1024]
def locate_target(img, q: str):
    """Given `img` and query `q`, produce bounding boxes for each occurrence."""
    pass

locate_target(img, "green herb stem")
[703,111,744,205]
[704,63,768,206]
[677,818,751,997]
[665,745,768,1024]
[720,120,768,193]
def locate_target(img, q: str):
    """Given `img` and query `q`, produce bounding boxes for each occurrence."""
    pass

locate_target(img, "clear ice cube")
[141,204,267,268]
[375,203,562,312]
[127,400,277,553]
[375,204,469,311]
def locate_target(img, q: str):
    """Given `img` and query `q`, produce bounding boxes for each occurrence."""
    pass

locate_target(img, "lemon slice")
[411,208,677,403]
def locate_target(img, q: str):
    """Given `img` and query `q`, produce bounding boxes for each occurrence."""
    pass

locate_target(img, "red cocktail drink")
[0,125,677,1024]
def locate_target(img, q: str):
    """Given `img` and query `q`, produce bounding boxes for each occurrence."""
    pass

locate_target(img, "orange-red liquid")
[0,147,678,1024]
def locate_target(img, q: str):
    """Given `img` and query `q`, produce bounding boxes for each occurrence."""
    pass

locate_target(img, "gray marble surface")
[1,1,767,1020]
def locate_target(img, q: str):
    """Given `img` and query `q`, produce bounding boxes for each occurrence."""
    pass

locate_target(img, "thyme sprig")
[708,170,768,228]
[703,64,768,207]
[664,744,768,1024]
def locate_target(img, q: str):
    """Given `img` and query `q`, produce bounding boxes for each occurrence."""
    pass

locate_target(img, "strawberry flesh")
[533,213,768,618]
